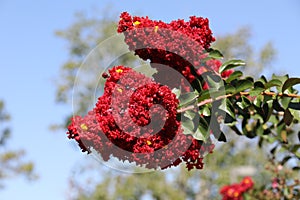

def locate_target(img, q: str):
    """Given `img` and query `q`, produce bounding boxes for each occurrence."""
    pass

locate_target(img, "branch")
[177,91,300,113]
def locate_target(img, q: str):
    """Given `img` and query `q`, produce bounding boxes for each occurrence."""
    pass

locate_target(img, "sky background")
[0,1,299,199]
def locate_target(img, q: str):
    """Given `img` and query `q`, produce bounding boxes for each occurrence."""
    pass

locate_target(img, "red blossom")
[67,66,214,170]
[118,12,233,91]
[220,177,254,200]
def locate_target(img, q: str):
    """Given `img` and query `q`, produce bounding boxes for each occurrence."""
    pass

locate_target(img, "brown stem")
[177,91,300,113]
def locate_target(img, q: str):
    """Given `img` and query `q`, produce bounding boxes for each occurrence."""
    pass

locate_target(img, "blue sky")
[0,1,299,199]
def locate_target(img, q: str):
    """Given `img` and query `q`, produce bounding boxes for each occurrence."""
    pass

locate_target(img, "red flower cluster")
[118,12,232,86]
[67,66,214,170]
[220,177,254,200]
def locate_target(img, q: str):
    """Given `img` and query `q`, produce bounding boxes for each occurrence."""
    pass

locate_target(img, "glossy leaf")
[179,92,198,107]
[264,79,282,89]
[219,59,246,74]
[181,117,194,135]
[235,80,253,93]
[225,71,243,83]
[272,74,289,91]
[282,78,300,92]
[206,75,224,90]
[207,48,223,59]
[219,98,235,118]
[249,87,264,97]
[184,110,196,120]
[193,117,209,142]
[198,106,211,116]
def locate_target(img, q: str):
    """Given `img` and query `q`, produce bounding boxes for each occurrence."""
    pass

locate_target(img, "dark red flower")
[219,177,254,200]
[67,66,214,170]
[118,12,233,92]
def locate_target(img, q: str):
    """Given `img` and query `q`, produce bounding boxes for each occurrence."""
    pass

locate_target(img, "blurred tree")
[67,138,270,200]
[55,10,280,200]
[0,100,36,188]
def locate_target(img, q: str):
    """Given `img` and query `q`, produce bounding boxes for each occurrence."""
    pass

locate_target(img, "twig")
[177,91,300,113]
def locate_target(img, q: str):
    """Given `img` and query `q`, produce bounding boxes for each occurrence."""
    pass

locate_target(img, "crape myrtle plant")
[67,12,300,174]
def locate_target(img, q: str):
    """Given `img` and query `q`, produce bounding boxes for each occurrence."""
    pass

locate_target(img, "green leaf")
[290,144,300,153]
[263,101,273,122]
[264,79,282,89]
[206,75,223,90]
[199,105,211,116]
[249,87,264,97]
[198,89,212,102]
[236,96,251,109]
[235,80,253,93]
[253,95,264,107]
[289,109,300,121]
[258,75,267,84]
[179,92,198,107]
[284,109,293,126]
[272,74,289,91]
[224,85,236,94]
[184,110,196,120]
[193,117,209,142]
[219,59,246,74]
[254,81,265,89]
[197,89,225,102]
[280,97,291,110]
[282,78,300,92]
[219,98,236,118]
[225,71,243,83]
[207,48,223,59]
[281,155,291,165]
[181,118,194,135]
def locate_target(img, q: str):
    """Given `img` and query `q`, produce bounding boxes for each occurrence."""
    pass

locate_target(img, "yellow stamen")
[146,140,152,145]
[116,69,123,73]
[133,21,141,26]
[80,123,88,131]
[154,25,159,33]
[117,88,123,93]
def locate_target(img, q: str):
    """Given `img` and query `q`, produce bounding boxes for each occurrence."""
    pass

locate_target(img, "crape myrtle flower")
[67,66,215,170]
[117,12,233,89]
[220,177,254,200]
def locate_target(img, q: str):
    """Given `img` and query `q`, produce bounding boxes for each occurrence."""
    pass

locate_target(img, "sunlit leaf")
[219,59,246,74]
